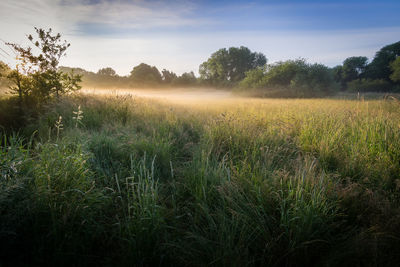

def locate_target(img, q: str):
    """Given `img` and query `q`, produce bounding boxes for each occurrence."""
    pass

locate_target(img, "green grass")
[1,93,400,266]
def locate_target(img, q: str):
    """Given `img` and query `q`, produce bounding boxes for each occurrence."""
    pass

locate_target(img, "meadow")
[1,90,400,266]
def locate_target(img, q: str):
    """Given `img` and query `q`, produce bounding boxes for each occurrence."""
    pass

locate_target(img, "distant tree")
[332,65,345,90]
[262,59,307,87]
[6,27,81,103]
[130,63,162,85]
[59,66,90,76]
[161,69,177,84]
[199,48,228,84]
[365,41,400,80]
[239,66,266,89]
[0,61,9,74]
[60,66,131,88]
[174,71,197,86]
[0,61,11,88]
[342,56,368,82]
[330,57,368,90]
[199,46,267,85]
[7,66,32,107]
[97,67,117,76]
[240,59,338,97]
[347,79,393,93]
[390,57,400,83]
[290,63,337,94]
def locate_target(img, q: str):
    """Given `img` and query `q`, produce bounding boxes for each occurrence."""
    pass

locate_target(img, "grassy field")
[1,91,400,266]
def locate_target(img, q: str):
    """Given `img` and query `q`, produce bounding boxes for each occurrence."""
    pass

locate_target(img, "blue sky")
[0,0,399,76]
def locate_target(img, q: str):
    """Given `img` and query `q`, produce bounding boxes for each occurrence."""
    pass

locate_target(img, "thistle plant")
[72,105,84,128]
[54,115,63,141]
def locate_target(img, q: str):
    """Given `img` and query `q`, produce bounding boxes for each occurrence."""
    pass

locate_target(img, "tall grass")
[1,94,400,266]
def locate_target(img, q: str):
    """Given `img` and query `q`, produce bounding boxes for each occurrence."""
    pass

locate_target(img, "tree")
[263,59,307,87]
[97,67,117,76]
[130,63,162,85]
[174,71,197,86]
[0,61,10,76]
[161,69,177,84]
[6,27,81,102]
[342,56,368,82]
[96,67,118,86]
[390,57,400,83]
[239,66,266,89]
[332,65,345,90]
[290,63,337,94]
[199,48,229,84]
[365,41,400,80]
[330,57,368,90]
[199,46,267,85]
[347,79,393,93]
[7,66,32,107]
[0,61,11,88]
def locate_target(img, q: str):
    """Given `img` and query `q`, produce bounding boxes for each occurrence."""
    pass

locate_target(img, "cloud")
[0,0,206,38]
[58,0,205,35]
[0,0,207,66]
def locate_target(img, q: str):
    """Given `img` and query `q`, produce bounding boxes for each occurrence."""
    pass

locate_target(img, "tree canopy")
[161,69,177,84]
[240,59,337,97]
[333,56,368,89]
[174,71,197,86]
[366,41,400,80]
[342,56,368,81]
[130,63,162,85]
[390,57,400,83]
[97,67,117,77]
[199,46,266,85]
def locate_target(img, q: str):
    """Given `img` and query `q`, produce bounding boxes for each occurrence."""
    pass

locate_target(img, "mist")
[81,87,234,102]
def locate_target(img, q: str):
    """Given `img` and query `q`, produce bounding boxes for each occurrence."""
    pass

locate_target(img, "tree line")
[332,42,400,93]
[58,64,197,88]
[57,42,400,97]
[1,27,399,99]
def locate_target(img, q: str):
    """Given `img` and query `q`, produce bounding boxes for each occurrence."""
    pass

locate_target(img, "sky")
[0,0,399,76]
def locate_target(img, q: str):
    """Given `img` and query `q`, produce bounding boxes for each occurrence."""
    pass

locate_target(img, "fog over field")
[81,87,233,102]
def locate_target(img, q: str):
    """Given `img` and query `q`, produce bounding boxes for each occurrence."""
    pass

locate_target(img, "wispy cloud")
[58,0,206,35]
[0,0,207,38]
